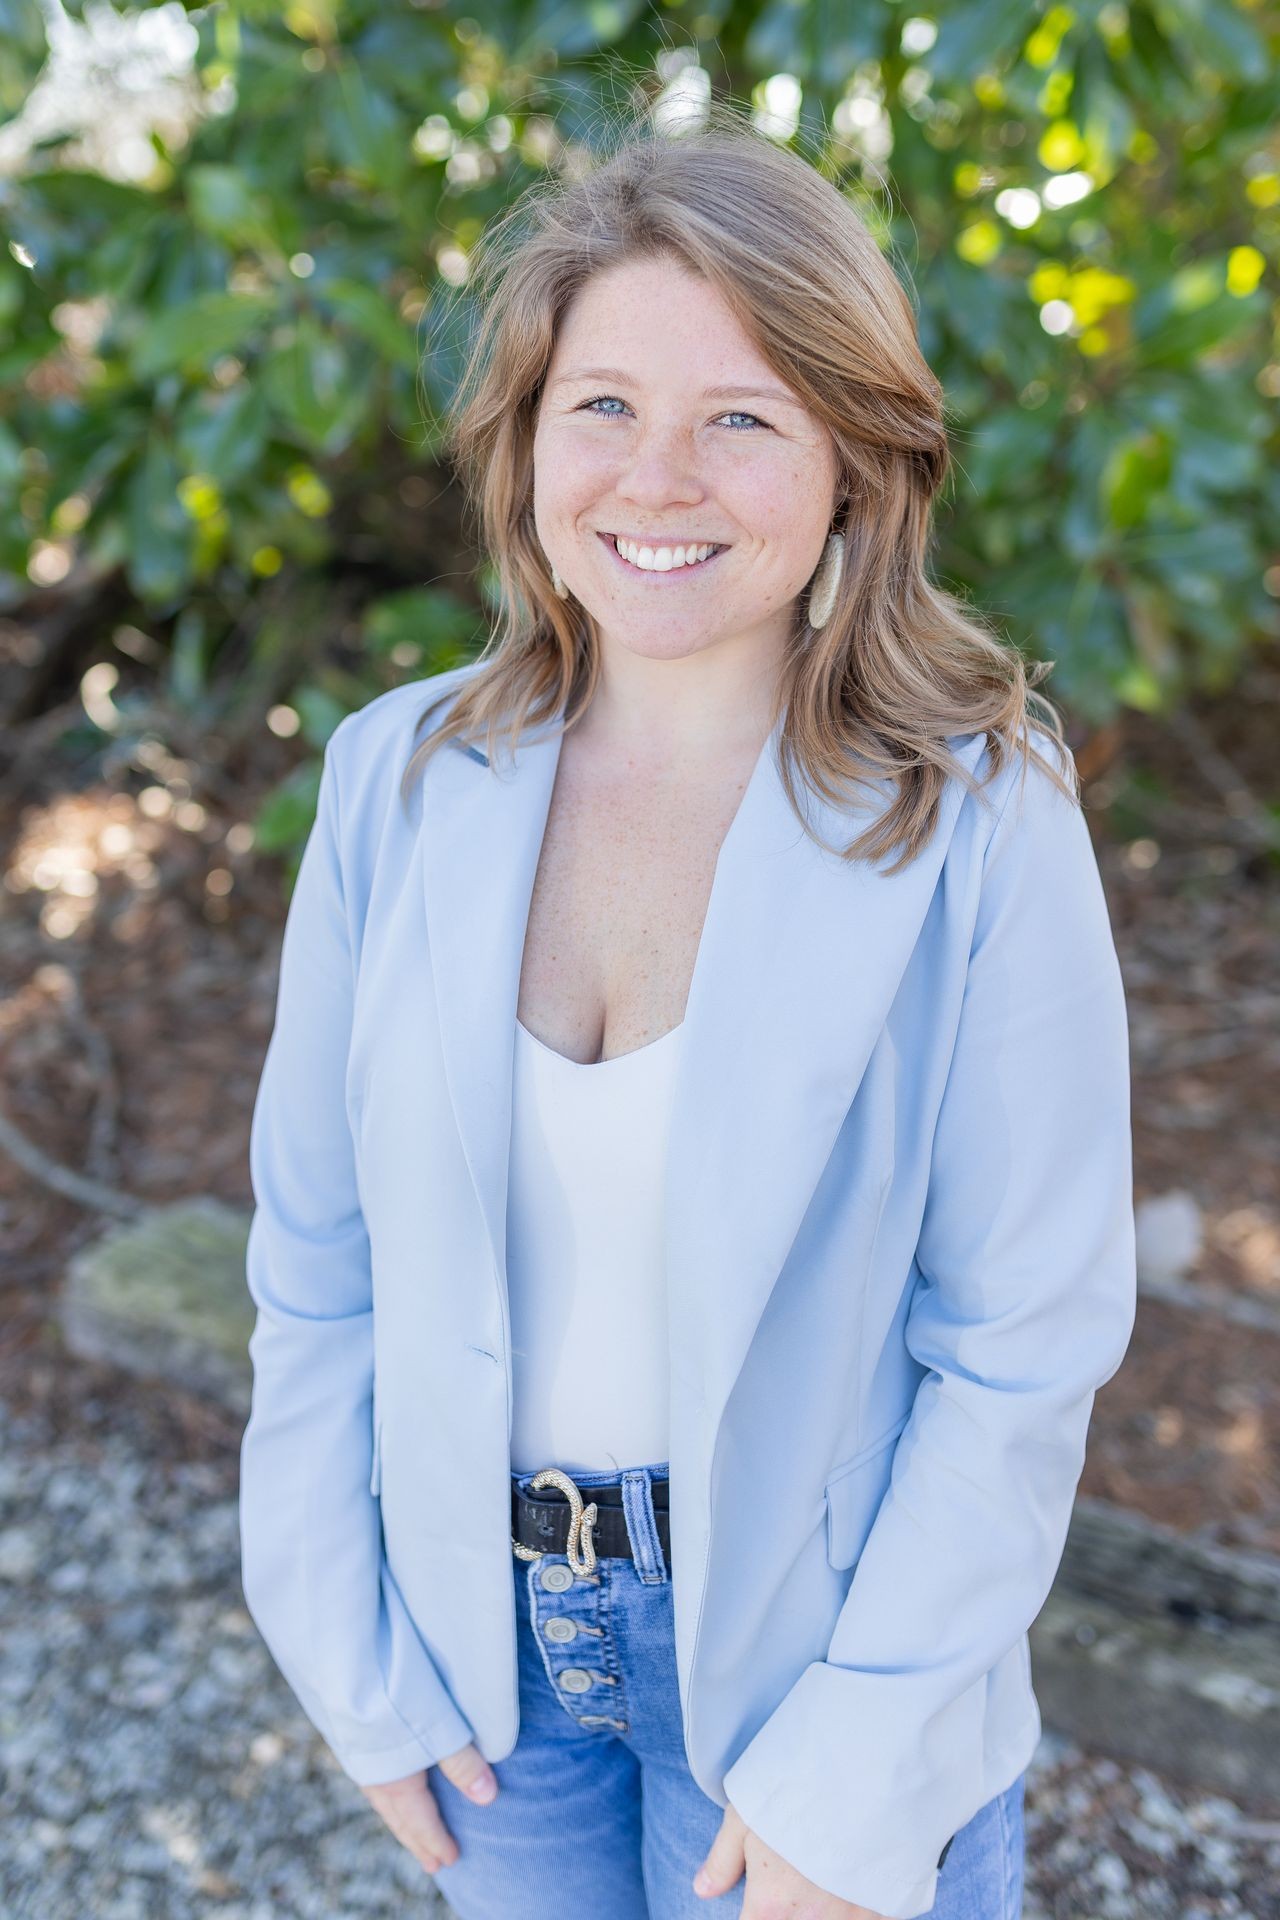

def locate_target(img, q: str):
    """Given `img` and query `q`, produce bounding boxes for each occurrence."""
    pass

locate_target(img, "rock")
[1031,1576,1280,1813]
[1135,1189,1203,1283]
[58,1198,254,1413]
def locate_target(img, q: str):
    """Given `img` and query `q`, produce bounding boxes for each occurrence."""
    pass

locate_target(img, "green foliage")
[252,757,323,867]
[0,0,1276,852]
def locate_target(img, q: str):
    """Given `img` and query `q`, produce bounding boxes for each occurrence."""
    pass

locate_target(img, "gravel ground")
[2,1391,1278,1920]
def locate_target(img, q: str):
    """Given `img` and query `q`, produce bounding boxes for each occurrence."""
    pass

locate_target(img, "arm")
[721,738,1137,1917]
[238,720,476,1784]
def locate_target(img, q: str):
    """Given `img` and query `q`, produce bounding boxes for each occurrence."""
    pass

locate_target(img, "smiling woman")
[529,253,843,654]
[239,90,1135,1920]
[407,98,1074,875]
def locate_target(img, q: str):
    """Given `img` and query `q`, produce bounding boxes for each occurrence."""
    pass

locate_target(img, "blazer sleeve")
[238,720,477,1785]
[721,738,1138,1918]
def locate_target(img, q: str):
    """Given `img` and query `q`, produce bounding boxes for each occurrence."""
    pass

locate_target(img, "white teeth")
[613,535,719,572]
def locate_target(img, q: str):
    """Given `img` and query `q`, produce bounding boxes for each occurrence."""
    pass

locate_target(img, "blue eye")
[578,395,766,432]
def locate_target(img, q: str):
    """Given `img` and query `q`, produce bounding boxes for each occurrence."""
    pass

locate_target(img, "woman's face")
[532,254,841,673]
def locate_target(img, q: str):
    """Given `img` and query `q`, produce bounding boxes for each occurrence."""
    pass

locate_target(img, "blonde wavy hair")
[400,95,1074,872]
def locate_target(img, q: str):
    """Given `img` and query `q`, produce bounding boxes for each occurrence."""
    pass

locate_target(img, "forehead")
[546,257,795,395]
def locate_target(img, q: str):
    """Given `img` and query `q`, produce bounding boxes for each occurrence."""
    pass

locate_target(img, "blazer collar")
[419,698,978,1466]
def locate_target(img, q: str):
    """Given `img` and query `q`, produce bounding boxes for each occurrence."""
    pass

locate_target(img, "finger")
[381,1775,460,1873]
[409,1782,461,1871]
[693,1819,747,1897]
[435,1739,500,1805]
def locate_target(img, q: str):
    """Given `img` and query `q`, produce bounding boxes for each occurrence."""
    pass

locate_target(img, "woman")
[238,106,1136,1920]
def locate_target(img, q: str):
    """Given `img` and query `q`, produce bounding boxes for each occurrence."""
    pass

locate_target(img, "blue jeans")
[430,1460,1026,1919]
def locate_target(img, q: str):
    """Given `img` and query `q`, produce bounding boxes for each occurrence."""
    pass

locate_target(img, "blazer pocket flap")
[824,1409,910,1570]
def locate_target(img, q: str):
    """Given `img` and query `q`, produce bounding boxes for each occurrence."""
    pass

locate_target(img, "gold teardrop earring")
[806,530,844,631]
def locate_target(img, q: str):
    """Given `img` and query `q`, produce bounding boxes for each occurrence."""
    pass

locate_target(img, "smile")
[597,531,728,577]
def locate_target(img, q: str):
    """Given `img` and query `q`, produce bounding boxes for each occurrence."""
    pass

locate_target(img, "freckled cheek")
[739,491,815,557]
[535,426,589,480]
[538,455,618,531]
[760,459,836,532]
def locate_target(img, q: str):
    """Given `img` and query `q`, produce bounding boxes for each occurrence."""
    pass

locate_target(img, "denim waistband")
[512,1461,671,1582]
[511,1459,670,1492]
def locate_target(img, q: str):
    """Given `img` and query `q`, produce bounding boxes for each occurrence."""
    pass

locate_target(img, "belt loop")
[621,1468,668,1584]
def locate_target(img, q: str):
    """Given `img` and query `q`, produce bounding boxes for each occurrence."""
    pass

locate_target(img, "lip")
[595,531,729,578]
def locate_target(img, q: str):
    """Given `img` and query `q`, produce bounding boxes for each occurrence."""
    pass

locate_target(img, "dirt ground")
[0,645,1277,1554]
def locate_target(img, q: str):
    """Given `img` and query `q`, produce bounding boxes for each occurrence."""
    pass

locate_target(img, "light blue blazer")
[239,660,1137,1918]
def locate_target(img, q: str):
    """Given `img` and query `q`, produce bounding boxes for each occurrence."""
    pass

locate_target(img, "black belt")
[511,1466,671,1574]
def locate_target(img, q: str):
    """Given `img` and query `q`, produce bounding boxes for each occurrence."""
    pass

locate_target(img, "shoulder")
[944,723,1080,852]
[326,659,487,780]
[333,659,488,754]
[313,663,489,911]
[938,726,1111,971]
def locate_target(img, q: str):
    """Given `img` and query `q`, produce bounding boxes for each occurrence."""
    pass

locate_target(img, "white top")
[505,1013,684,1475]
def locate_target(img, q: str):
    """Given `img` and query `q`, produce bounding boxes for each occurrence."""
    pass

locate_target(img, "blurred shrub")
[0,0,1276,841]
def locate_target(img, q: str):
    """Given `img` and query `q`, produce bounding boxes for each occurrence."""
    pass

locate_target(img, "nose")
[612,425,707,511]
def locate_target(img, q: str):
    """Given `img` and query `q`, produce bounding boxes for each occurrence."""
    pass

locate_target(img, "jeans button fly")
[559,1669,594,1693]
[543,1617,577,1642]
[539,1563,574,1591]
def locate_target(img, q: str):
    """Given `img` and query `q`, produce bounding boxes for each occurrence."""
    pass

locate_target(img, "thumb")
[693,1805,747,1898]
[435,1739,499,1805]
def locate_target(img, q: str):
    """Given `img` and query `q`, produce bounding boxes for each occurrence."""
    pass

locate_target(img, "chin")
[601,628,723,663]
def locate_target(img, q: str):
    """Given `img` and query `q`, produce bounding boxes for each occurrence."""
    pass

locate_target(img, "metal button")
[543,1617,578,1642]
[559,1668,594,1693]
[540,1563,574,1591]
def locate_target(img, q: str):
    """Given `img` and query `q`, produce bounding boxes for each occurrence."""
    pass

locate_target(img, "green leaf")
[956,406,1062,498]
[131,292,277,379]
[0,258,25,324]
[175,381,271,484]
[928,0,1033,83]
[1156,0,1270,84]
[0,324,60,385]
[1101,432,1171,529]
[123,438,194,603]
[1137,290,1264,368]
[743,0,886,83]
[0,0,47,114]
[326,64,411,190]
[0,418,24,493]
[514,0,647,59]
[362,585,482,663]
[254,761,323,863]
[293,684,351,748]
[261,313,367,454]
[186,165,278,250]
[352,15,470,97]
[1125,518,1255,582]
[321,278,421,371]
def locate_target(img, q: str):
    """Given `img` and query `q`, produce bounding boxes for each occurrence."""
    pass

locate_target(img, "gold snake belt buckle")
[511,1467,599,1575]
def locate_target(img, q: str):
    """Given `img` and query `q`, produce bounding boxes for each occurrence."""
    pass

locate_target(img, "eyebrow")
[550,365,803,407]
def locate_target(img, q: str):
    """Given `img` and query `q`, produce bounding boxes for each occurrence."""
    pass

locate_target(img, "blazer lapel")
[658,722,980,1566]
[419,710,565,1328]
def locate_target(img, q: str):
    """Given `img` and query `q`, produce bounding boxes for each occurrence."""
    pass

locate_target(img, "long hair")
[401,95,1073,872]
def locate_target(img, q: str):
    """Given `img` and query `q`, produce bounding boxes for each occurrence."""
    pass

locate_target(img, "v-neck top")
[505,1014,684,1474]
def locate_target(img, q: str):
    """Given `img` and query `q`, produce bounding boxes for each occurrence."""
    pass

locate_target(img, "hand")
[693,1799,895,1919]
[359,1740,499,1877]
